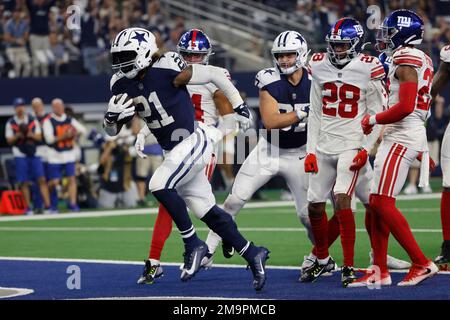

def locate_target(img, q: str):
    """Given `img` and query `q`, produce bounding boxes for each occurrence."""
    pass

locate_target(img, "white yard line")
[0,226,443,233]
[0,192,442,222]
[0,256,448,275]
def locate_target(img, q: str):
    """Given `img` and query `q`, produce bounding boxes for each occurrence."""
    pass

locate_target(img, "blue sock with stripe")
[152,189,203,251]
[201,205,258,262]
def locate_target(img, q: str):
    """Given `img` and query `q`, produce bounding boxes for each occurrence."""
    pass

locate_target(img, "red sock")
[374,195,428,266]
[312,214,340,256]
[365,207,373,247]
[336,208,355,267]
[441,190,450,241]
[149,204,173,260]
[309,211,329,260]
[370,195,390,273]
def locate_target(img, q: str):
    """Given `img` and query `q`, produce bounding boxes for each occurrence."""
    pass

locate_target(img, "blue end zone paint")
[0,260,449,300]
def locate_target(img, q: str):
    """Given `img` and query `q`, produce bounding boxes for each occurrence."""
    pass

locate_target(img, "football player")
[134,29,239,283]
[203,30,313,267]
[430,44,450,271]
[351,10,439,287]
[103,27,269,291]
[301,18,386,287]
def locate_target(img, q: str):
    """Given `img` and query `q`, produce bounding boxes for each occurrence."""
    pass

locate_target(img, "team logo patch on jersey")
[397,16,412,28]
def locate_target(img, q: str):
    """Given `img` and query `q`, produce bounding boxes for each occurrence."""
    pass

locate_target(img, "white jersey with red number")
[382,46,434,151]
[187,67,231,127]
[307,52,386,155]
[441,45,450,63]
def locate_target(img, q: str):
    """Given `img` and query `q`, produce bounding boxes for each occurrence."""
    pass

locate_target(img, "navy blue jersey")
[255,67,310,149]
[7,115,39,156]
[110,52,194,150]
[49,116,74,152]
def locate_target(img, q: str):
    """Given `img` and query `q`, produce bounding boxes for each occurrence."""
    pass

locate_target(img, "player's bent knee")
[335,193,351,211]
[223,193,246,217]
[308,202,325,217]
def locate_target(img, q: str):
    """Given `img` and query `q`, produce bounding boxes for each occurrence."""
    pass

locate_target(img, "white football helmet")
[271,31,309,75]
[111,28,158,79]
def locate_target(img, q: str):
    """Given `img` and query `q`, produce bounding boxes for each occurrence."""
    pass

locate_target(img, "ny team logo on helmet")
[271,31,309,75]
[111,27,158,79]
[177,29,213,65]
[326,18,364,66]
[376,9,424,55]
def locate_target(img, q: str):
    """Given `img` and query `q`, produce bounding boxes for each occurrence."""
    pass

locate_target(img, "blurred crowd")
[0,0,449,77]
[0,0,186,77]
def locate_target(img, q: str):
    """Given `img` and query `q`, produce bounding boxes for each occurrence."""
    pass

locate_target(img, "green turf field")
[0,193,444,268]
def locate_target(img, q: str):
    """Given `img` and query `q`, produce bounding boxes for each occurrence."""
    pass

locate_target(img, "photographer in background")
[97,124,138,209]
[5,97,51,215]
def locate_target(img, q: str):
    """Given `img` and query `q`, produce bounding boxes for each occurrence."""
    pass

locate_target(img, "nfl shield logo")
[338,73,342,78]
[292,93,297,100]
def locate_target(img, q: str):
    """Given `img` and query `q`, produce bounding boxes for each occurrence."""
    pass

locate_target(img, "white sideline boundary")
[0,193,442,222]
[0,256,449,275]
[0,287,34,299]
[0,226,443,233]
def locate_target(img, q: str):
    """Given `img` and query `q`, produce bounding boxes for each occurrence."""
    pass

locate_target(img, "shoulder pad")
[393,47,423,68]
[153,51,187,72]
[110,74,122,91]
[440,45,450,63]
[255,68,280,89]
[366,56,386,80]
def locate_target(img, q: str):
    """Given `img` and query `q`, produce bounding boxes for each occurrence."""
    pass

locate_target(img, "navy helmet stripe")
[282,31,290,46]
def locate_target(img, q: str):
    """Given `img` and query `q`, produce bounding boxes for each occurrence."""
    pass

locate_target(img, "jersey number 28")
[322,82,360,118]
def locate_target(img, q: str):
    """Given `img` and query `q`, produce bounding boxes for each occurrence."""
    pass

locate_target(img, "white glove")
[135,133,147,159]
[295,104,309,121]
[105,94,135,124]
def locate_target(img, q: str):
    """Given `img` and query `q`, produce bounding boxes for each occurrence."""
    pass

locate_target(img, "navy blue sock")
[201,205,258,261]
[152,189,202,251]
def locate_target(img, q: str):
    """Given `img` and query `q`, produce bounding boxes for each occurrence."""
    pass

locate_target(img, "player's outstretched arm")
[306,80,322,155]
[259,90,303,129]
[365,65,418,127]
[431,61,450,100]
[214,90,237,136]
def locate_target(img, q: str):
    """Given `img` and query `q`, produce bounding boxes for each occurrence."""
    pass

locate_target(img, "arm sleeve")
[71,119,87,136]
[362,80,385,152]
[42,119,56,144]
[375,81,417,125]
[189,64,244,109]
[306,79,322,154]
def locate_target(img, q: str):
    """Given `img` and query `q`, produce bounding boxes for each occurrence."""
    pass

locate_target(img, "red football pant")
[148,154,217,260]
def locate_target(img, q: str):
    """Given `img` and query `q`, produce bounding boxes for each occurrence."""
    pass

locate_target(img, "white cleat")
[397,261,439,286]
[347,267,392,288]
[369,251,412,270]
[301,254,336,277]
[200,255,213,269]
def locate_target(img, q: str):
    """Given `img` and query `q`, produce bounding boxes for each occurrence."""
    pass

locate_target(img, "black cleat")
[137,260,164,284]
[435,240,450,271]
[300,257,336,283]
[180,243,208,282]
[222,241,235,259]
[247,246,270,291]
[341,266,357,287]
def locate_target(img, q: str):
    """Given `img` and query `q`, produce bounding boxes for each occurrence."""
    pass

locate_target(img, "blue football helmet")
[376,9,424,55]
[177,29,212,65]
[326,18,365,65]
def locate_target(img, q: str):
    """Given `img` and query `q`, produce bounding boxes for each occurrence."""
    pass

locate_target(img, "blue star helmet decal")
[295,34,305,44]
[132,32,147,45]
